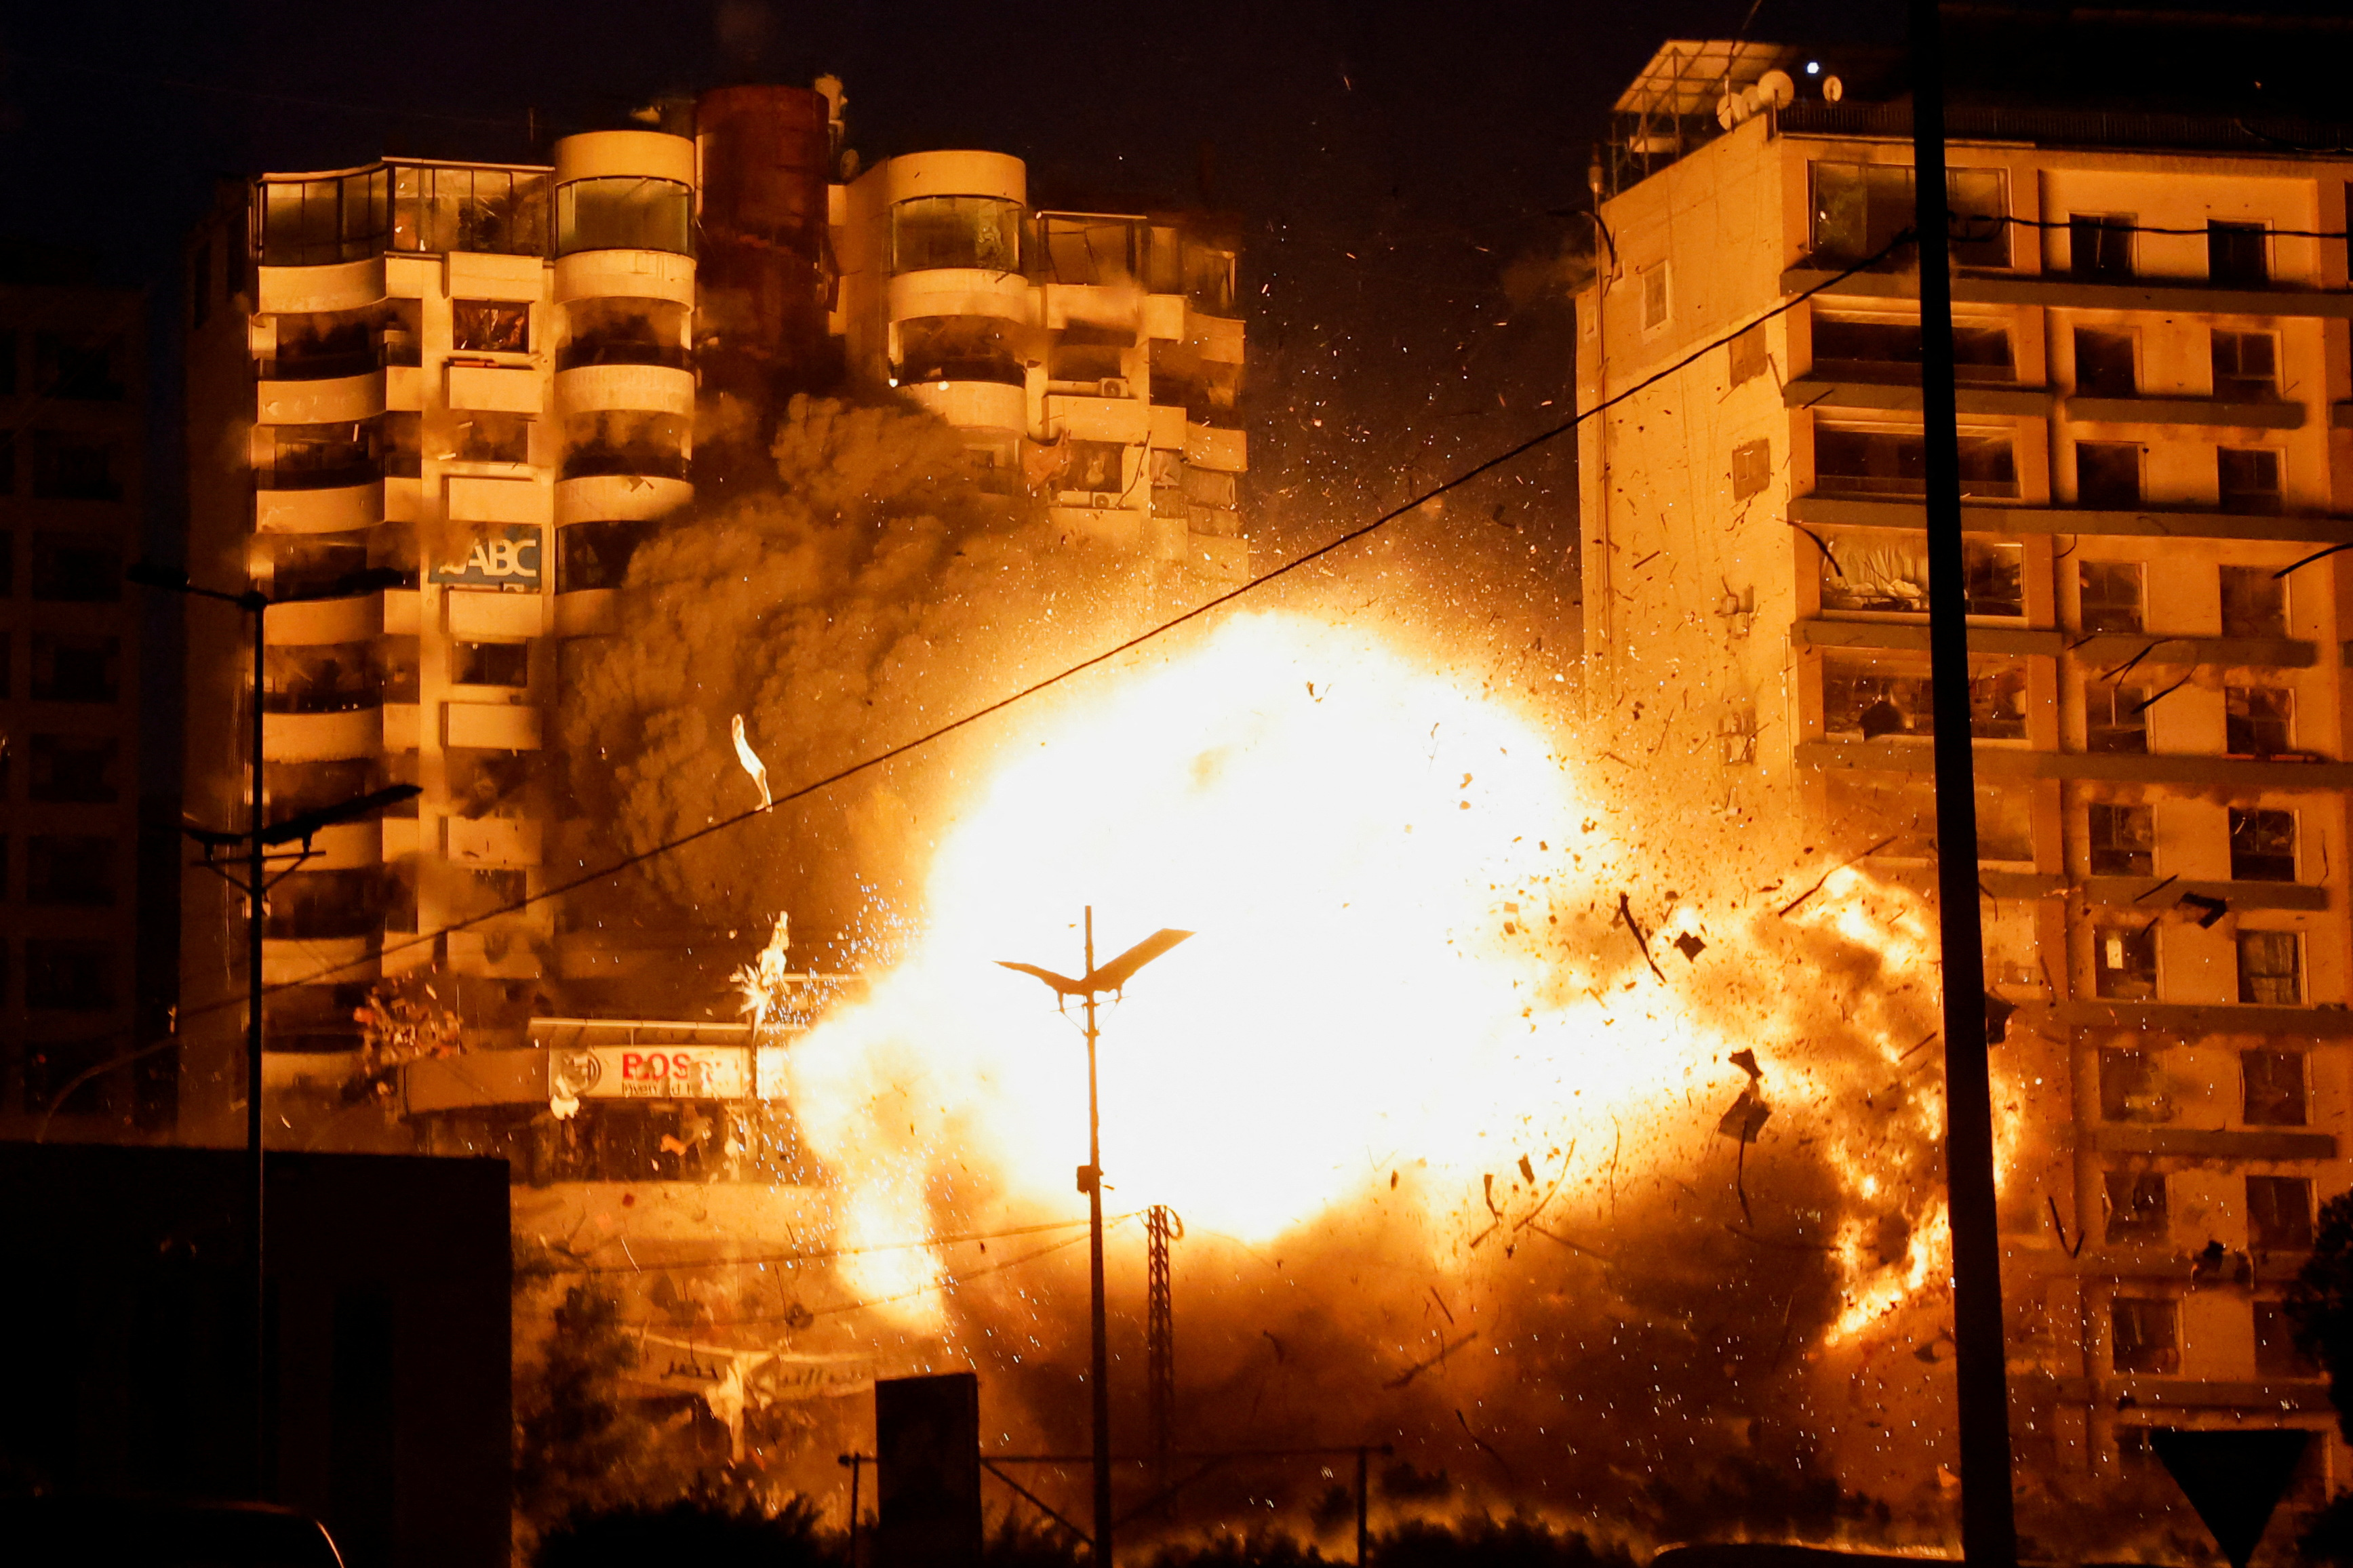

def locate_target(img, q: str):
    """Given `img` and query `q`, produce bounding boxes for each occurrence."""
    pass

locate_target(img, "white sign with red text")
[578,1045,751,1100]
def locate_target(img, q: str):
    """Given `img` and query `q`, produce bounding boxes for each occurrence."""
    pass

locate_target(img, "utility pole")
[999,912,1193,1568]
[1145,1205,1176,1508]
[1905,1,2017,1561]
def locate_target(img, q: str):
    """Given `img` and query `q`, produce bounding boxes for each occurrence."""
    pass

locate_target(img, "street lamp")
[999,909,1192,1568]
[127,557,414,1495]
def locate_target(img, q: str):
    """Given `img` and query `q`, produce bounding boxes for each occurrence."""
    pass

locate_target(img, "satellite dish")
[1756,69,1796,108]
[1716,94,1741,130]
[1823,75,1844,102]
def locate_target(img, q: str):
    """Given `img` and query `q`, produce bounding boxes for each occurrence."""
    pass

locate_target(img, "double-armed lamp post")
[1000,909,1193,1567]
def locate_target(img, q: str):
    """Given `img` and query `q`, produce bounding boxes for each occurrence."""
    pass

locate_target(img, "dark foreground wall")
[0,1144,510,1568]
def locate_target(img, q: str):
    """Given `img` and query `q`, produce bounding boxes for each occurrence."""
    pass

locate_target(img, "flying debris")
[1983,991,2017,1045]
[732,712,772,809]
[2179,891,2230,928]
[1673,931,1707,961]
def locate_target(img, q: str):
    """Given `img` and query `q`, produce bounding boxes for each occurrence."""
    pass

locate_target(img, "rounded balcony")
[257,369,384,426]
[555,474,693,523]
[303,820,387,870]
[553,249,695,306]
[256,479,385,536]
[887,268,1031,325]
[901,378,1026,433]
[880,150,1025,207]
[262,706,383,762]
[265,591,385,645]
[555,361,696,418]
[262,937,378,987]
[256,256,386,317]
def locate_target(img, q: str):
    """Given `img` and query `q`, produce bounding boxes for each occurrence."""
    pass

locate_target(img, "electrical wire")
[537,1213,1128,1277]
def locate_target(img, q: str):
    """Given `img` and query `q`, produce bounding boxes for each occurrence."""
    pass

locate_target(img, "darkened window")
[2070,214,2134,279]
[2074,328,2137,397]
[1815,428,2016,498]
[0,433,12,496]
[1728,323,1768,385]
[269,308,378,380]
[452,413,530,465]
[897,315,1025,388]
[453,641,529,687]
[2111,1297,2178,1374]
[471,868,528,906]
[31,432,121,500]
[2079,561,2144,632]
[1183,240,1238,315]
[271,540,368,601]
[2076,442,2141,508]
[1731,439,1771,501]
[452,300,529,354]
[2209,221,2269,288]
[2089,803,2154,877]
[2230,807,2297,882]
[556,518,660,592]
[391,164,549,257]
[31,533,120,602]
[2100,1048,2167,1121]
[35,333,125,400]
[2225,685,2294,757]
[31,635,119,703]
[266,870,389,941]
[1056,439,1128,498]
[2094,923,2158,1001]
[2243,1050,2308,1127]
[1810,317,2011,379]
[1812,163,2009,268]
[1824,666,1933,740]
[2238,929,2301,1005]
[559,411,688,481]
[2255,1302,2316,1376]
[26,939,113,1011]
[555,299,689,372]
[2087,681,2151,755]
[264,758,380,820]
[0,327,16,394]
[1961,541,2024,618]
[2221,565,2288,639]
[253,420,377,490]
[382,411,420,479]
[26,835,113,906]
[2213,331,2277,401]
[2103,1169,2168,1243]
[2219,448,2282,515]
[890,196,1021,274]
[30,735,117,803]
[262,645,379,714]
[2248,1176,2314,1250]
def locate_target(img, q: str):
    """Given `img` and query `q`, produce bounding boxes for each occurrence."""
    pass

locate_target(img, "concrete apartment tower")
[1579,28,2353,1508]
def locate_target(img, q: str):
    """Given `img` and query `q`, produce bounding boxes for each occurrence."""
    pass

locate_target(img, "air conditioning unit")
[1098,378,1132,400]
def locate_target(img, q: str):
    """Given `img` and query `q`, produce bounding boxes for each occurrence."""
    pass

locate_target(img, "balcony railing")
[556,338,691,373]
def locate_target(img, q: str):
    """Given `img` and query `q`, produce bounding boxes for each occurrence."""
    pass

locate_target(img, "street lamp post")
[128,559,412,1495]
[1000,909,1193,1568]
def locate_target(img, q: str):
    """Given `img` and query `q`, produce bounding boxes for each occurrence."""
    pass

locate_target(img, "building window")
[1810,317,2012,380]
[29,735,117,803]
[2243,1049,2308,1126]
[2220,565,2288,639]
[259,167,391,267]
[2099,1047,2169,1121]
[2237,929,2301,1005]
[2074,327,2137,397]
[25,836,113,907]
[2103,1170,2168,1243]
[1824,666,1933,740]
[896,315,1024,388]
[1969,666,2028,739]
[1640,262,1669,331]
[0,327,16,394]
[2076,442,2142,508]
[2087,681,2151,754]
[1055,440,1128,500]
[452,413,530,466]
[557,519,660,593]
[35,333,125,401]
[2070,214,2135,279]
[2230,807,2297,882]
[31,635,120,704]
[2212,331,2277,401]
[2254,1302,2316,1376]
[2089,803,2154,877]
[2111,1296,2178,1374]
[2209,221,2270,288]
[2224,685,2294,757]
[555,176,693,258]
[1037,215,1145,286]
[1727,323,1768,385]
[1731,439,1771,501]
[1811,163,2008,268]
[262,645,379,714]
[2248,1176,2314,1250]
[451,300,529,355]
[2219,448,2282,515]
[453,641,530,688]
[1814,428,2017,498]
[559,411,688,482]
[391,164,549,258]
[557,299,690,373]
[22,536,104,605]
[1959,540,2025,618]
[888,195,1021,275]
[2078,561,2144,632]
[31,433,121,500]
[1182,240,1238,315]
[2093,923,2158,1001]
[26,940,113,1011]
[254,420,378,491]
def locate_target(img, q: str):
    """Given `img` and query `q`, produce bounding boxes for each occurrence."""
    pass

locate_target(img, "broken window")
[2237,929,2301,1005]
[896,315,1025,387]
[1969,666,2029,740]
[264,758,382,820]
[557,518,663,592]
[2209,221,2270,288]
[382,411,420,479]
[2230,808,2297,882]
[1037,215,1143,285]
[35,332,125,400]
[1731,439,1771,500]
[1817,536,2018,617]
[1055,439,1129,501]
[2093,923,2158,1001]
[2254,1303,2316,1375]
[1728,323,1768,385]
[30,735,117,804]
[31,532,121,602]
[2221,565,2288,639]
[1181,466,1238,509]
[1811,163,2008,268]
[24,939,113,1011]
[266,869,391,941]
[2248,1175,2314,1249]
[453,641,530,687]
[452,300,530,355]
[2110,1297,2178,1375]
[382,298,421,367]
[1813,427,2016,498]
[1823,664,1932,740]
[2225,685,2294,757]
[2073,328,2137,397]
[269,538,368,601]
[556,299,689,371]
[1977,786,2034,862]
[2087,681,2152,754]
[1639,262,1669,331]
[2213,330,2277,401]
[1811,316,2011,380]
[559,411,688,481]
[266,308,379,380]
[2089,803,2154,877]
[2243,1050,2308,1126]
[2076,442,2142,508]
[1183,239,1238,314]
[2078,561,2145,632]
[452,413,531,465]
[26,836,113,907]
[262,645,380,713]
[255,420,378,490]
[555,176,690,257]
[31,432,121,500]
[2103,1170,2168,1243]
[392,164,549,257]
[2070,214,2134,280]
[1964,541,2023,617]
[31,635,119,704]
[2219,448,2282,515]
[259,167,390,266]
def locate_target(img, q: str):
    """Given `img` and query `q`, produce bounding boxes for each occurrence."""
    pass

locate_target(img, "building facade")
[1579,39,2352,1511]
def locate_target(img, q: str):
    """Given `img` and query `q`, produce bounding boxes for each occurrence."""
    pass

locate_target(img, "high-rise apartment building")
[0,252,157,1137]
[178,85,1248,1146]
[1580,33,2351,1508]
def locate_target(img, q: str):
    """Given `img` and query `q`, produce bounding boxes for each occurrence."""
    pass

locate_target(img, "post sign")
[549,1045,752,1100]
[431,525,542,589]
